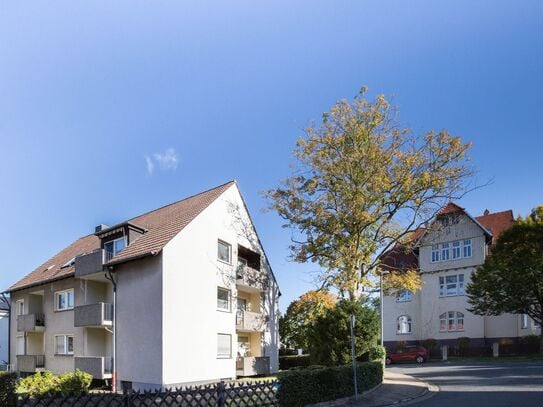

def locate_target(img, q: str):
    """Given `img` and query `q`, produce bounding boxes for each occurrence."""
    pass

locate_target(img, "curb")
[378,381,439,407]
[308,381,383,407]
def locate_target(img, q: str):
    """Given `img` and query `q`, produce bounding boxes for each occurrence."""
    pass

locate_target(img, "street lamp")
[380,271,389,347]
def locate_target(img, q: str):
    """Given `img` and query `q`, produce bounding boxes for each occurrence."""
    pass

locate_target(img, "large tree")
[267,88,474,298]
[467,206,543,353]
[280,290,337,350]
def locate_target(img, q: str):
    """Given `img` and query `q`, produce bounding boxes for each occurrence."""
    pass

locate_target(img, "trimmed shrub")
[57,370,92,395]
[457,337,471,356]
[277,361,383,407]
[17,371,58,397]
[0,372,17,407]
[279,355,311,370]
[369,345,386,362]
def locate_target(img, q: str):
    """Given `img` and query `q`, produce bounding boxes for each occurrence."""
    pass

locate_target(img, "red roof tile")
[7,181,235,292]
[475,210,515,242]
[438,202,465,216]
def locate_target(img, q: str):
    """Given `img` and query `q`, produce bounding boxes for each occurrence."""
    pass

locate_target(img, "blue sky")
[1,1,542,310]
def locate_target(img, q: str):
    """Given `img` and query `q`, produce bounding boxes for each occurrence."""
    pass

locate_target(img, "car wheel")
[385,357,392,365]
[416,355,424,364]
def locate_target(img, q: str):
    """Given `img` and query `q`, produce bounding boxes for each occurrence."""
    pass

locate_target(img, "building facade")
[383,203,541,351]
[5,181,280,390]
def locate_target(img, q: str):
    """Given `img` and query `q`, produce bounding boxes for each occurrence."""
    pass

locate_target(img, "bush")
[309,300,380,366]
[519,335,540,354]
[277,361,383,407]
[395,340,407,351]
[369,345,386,362]
[420,338,439,359]
[0,372,17,407]
[457,337,471,356]
[57,370,92,395]
[279,355,311,370]
[17,369,92,397]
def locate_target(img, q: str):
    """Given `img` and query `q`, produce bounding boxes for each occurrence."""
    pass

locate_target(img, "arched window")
[397,315,412,334]
[439,311,464,332]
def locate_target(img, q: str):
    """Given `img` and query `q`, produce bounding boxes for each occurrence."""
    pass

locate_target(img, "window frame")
[104,237,126,256]
[439,311,465,332]
[216,287,231,312]
[521,314,529,329]
[54,289,75,311]
[16,299,24,316]
[452,241,461,259]
[55,334,74,355]
[217,240,232,264]
[441,243,450,261]
[16,335,24,355]
[217,333,232,359]
[396,290,413,302]
[396,315,412,335]
[431,245,440,263]
[439,274,465,297]
[463,239,472,258]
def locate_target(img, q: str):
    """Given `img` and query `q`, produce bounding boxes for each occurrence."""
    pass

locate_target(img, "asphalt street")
[389,360,543,407]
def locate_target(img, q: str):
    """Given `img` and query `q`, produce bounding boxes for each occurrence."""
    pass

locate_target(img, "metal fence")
[17,379,279,407]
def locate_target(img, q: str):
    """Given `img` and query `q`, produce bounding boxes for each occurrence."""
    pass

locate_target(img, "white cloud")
[145,148,179,176]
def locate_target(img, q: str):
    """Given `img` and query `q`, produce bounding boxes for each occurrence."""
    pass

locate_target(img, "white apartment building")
[383,203,541,350]
[4,181,280,391]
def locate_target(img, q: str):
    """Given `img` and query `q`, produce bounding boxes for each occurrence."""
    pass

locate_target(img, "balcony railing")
[74,303,113,327]
[74,249,106,278]
[236,356,270,377]
[17,313,45,332]
[236,310,266,332]
[75,356,113,379]
[236,265,268,291]
[17,355,45,372]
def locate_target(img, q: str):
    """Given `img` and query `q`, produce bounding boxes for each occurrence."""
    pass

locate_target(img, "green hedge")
[277,361,383,407]
[0,372,17,407]
[279,355,311,370]
[17,370,92,397]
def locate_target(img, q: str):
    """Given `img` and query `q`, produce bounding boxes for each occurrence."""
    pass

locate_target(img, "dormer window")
[105,237,126,259]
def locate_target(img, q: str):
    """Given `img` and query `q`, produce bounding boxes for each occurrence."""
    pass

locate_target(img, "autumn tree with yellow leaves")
[268,88,474,299]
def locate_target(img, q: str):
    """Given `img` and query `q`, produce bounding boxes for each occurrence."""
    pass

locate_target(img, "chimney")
[483,209,490,216]
[95,224,109,233]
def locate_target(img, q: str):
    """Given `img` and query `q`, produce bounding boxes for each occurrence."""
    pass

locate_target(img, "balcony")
[17,313,45,332]
[17,355,45,373]
[236,356,270,377]
[75,249,108,278]
[74,303,113,327]
[236,265,268,291]
[236,310,266,332]
[75,356,113,380]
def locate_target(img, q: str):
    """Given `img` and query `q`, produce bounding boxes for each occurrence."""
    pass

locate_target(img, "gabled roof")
[437,202,465,216]
[475,210,515,243]
[7,181,235,292]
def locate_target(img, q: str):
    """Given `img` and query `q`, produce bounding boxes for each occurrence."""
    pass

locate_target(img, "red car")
[385,346,428,365]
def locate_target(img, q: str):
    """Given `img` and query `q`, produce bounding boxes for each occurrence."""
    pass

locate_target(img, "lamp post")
[380,271,389,347]
[350,314,358,400]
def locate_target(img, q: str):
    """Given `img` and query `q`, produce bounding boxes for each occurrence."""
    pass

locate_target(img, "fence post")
[217,380,226,407]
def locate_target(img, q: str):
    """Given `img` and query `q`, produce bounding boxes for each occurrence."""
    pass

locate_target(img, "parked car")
[385,346,428,365]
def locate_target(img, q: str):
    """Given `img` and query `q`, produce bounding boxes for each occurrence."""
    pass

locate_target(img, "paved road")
[389,360,543,407]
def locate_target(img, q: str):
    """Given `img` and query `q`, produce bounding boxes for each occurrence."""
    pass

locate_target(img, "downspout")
[1,292,10,369]
[105,267,117,392]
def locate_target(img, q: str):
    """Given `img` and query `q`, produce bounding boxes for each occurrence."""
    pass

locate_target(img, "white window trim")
[431,239,474,263]
[439,274,465,297]
[217,287,231,312]
[217,333,232,359]
[396,315,412,335]
[396,290,413,302]
[462,239,472,258]
[54,289,74,311]
[217,240,232,264]
[439,311,465,332]
[16,335,24,355]
[55,334,74,355]
[16,299,24,316]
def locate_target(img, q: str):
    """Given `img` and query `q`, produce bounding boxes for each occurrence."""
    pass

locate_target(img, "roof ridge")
[128,180,236,223]
[475,209,513,218]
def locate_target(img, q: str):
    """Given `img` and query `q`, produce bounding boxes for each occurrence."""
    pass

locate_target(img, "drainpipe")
[105,267,117,393]
[1,292,10,368]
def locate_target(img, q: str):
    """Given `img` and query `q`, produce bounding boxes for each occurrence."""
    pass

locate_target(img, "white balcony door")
[237,336,250,357]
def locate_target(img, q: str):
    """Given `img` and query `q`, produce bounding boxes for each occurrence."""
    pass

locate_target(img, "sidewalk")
[350,370,437,406]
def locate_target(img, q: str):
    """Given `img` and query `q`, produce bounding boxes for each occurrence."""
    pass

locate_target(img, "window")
[440,311,464,332]
[16,299,24,316]
[431,245,440,263]
[217,333,232,358]
[452,241,461,259]
[521,314,529,329]
[441,243,450,261]
[397,315,412,334]
[55,335,74,355]
[396,290,413,302]
[463,239,472,258]
[55,289,74,311]
[217,240,231,263]
[237,335,250,357]
[16,335,24,355]
[104,237,126,257]
[237,297,247,311]
[217,288,231,311]
[439,274,464,297]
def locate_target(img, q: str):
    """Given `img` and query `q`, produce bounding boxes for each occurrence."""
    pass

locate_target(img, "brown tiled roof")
[379,228,424,273]
[437,202,465,216]
[7,181,235,292]
[475,210,515,243]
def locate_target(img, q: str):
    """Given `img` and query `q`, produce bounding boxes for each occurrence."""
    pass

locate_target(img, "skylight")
[61,258,76,268]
